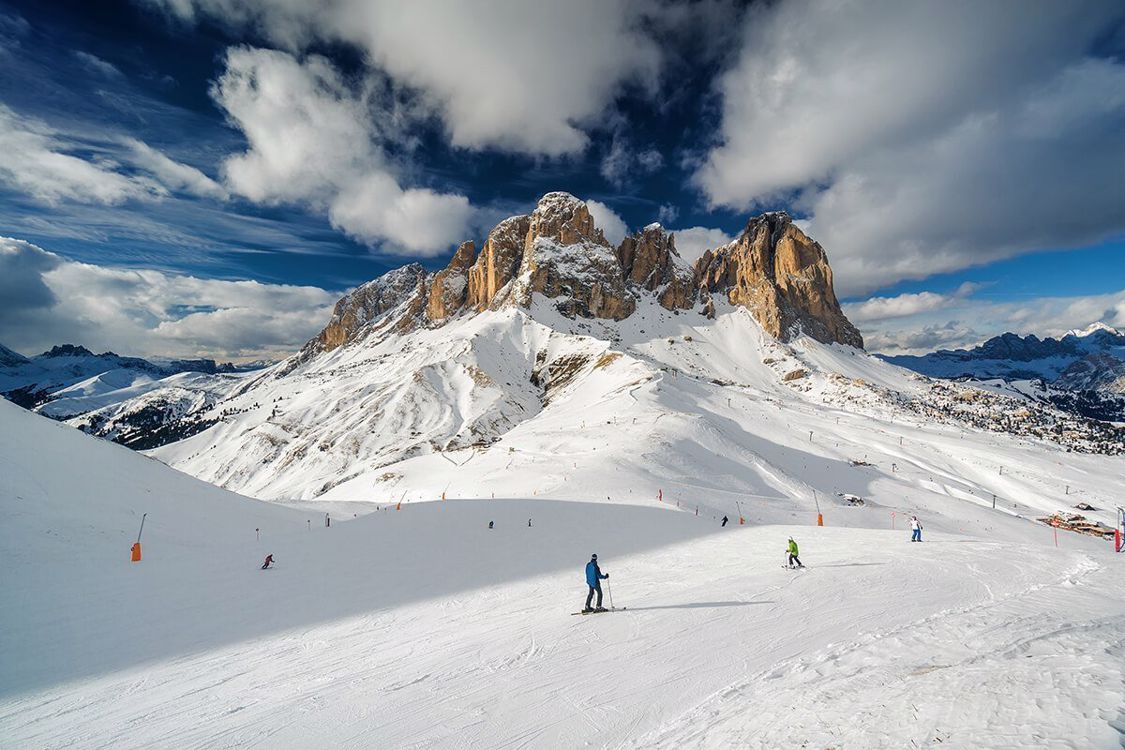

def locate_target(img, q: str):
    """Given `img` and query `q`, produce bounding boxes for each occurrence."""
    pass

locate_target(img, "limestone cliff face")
[426,240,476,323]
[617,224,695,311]
[303,197,865,357]
[695,213,863,348]
[466,215,530,311]
[517,192,635,320]
[312,264,430,352]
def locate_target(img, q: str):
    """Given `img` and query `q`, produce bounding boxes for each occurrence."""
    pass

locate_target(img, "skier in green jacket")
[787,537,804,568]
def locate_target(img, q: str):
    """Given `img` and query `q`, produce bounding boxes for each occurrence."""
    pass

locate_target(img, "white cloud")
[328,174,472,254]
[698,1,1125,295]
[846,283,980,323]
[0,105,165,205]
[212,46,471,255]
[670,226,734,264]
[601,136,665,187]
[585,199,628,246]
[656,204,679,225]
[73,50,121,78]
[0,236,337,361]
[125,138,229,200]
[146,0,661,157]
[857,288,1125,355]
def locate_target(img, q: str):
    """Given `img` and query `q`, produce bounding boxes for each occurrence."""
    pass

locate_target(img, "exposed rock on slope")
[426,241,476,323]
[466,215,530,311]
[310,264,430,353]
[311,194,859,346]
[518,192,636,320]
[696,212,863,348]
[617,224,695,311]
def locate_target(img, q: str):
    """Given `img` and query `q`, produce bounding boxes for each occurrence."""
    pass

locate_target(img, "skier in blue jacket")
[584,554,609,612]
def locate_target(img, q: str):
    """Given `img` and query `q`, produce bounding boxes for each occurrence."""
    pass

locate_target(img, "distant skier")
[787,537,804,568]
[721,515,729,527]
[584,554,609,612]
[910,515,923,542]
[325,513,330,528]
[261,554,273,570]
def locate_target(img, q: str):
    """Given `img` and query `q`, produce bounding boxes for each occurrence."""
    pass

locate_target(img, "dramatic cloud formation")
[699,1,1125,294]
[0,105,236,207]
[0,237,337,360]
[0,105,164,205]
[212,47,472,255]
[146,0,661,156]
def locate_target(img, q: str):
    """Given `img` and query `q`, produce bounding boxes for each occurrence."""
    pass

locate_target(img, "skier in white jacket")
[910,515,923,542]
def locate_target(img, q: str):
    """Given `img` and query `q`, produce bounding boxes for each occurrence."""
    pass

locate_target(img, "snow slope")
[148,297,1123,549]
[2,399,1124,748]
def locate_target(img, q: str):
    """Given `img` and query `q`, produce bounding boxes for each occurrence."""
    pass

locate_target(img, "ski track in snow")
[3,513,1124,749]
[3,300,1125,748]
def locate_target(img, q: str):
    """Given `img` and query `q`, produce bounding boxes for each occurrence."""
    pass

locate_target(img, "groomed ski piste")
[2,392,1125,749]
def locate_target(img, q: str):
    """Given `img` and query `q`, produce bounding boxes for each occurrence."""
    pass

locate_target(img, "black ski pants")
[788,553,803,567]
[586,583,603,609]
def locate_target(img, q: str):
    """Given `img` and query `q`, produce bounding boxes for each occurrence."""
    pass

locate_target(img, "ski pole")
[607,580,615,610]
[136,513,147,543]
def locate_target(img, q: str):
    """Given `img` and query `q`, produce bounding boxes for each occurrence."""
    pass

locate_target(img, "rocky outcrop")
[304,197,865,354]
[519,192,635,320]
[311,264,430,352]
[695,212,863,348]
[466,215,530,311]
[426,241,476,323]
[617,224,695,310]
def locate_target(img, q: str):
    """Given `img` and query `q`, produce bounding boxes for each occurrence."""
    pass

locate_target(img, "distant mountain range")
[0,344,267,436]
[881,323,1125,422]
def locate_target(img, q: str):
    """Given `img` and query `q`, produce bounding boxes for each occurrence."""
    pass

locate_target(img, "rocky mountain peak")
[311,263,430,353]
[525,191,608,250]
[617,224,694,310]
[518,193,635,320]
[695,212,863,348]
[42,344,96,358]
[304,194,865,352]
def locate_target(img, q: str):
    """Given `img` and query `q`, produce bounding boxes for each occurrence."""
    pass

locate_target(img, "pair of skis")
[571,607,627,616]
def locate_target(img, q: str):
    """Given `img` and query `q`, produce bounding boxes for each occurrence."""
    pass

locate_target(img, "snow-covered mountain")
[883,324,1125,422]
[3,368,1125,749]
[57,192,1115,516]
[0,343,265,439]
[5,193,1125,748]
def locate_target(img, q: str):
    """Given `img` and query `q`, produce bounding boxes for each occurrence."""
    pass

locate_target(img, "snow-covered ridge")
[0,342,260,416]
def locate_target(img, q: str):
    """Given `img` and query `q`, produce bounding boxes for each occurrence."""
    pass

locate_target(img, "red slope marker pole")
[131,513,147,562]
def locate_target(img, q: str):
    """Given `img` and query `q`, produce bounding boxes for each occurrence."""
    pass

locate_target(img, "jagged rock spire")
[306,195,864,353]
[696,212,863,348]
[617,223,695,311]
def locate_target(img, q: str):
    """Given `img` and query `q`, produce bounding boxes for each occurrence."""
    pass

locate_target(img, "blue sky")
[1,0,1124,360]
